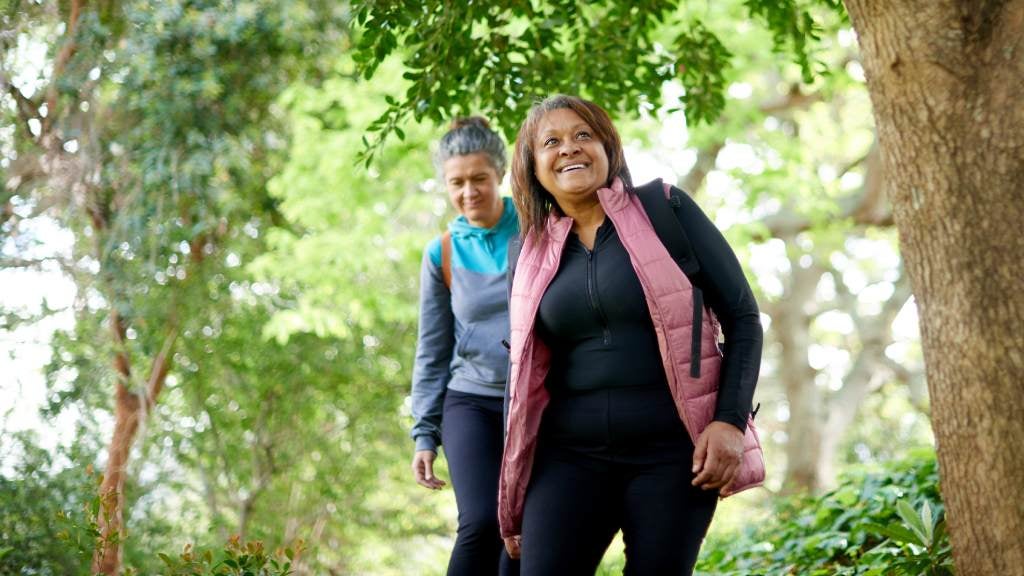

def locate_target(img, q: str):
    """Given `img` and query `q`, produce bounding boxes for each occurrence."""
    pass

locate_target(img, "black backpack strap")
[635,179,705,378]
[506,233,522,302]
[502,234,523,433]
[634,179,700,278]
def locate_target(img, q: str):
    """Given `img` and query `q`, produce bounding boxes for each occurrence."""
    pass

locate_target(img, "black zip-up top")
[538,219,669,394]
[536,193,762,432]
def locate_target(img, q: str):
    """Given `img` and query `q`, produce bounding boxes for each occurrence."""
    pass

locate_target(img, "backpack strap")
[634,179,700,279]
[506,233,523,299]
[635,179,705,378]
[440,231,452,289]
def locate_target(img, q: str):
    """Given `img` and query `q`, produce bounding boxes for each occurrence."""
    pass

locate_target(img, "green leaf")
[896,500,930,546]
[932,518,947,549]
[868,522,923,547]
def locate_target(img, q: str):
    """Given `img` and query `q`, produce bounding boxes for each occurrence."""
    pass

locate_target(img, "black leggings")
[520,386,718,576]
[442,390,519,576]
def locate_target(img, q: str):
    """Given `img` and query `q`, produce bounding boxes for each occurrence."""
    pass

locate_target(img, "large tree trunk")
[844,2,1024,573]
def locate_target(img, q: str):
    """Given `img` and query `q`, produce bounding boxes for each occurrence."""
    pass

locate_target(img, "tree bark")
[844,2,1024,573]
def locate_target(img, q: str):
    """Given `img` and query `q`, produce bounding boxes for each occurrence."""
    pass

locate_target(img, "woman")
[410,117,520,576]
[498,96,766,575]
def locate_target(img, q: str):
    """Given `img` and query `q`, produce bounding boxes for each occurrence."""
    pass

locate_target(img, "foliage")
[3,0,354,572]
[0,433,93,575]
[2,0,936,572]
[349,0,847,161]
[51,478,301,576]
[149,537,300,576]
[694,449,952,575]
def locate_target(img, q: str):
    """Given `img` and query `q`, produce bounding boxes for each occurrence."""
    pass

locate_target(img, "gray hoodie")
[410,197,519,452]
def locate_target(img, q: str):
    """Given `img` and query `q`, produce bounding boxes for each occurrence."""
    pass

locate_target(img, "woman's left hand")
[504,535,522,559]
[691,421,745,492]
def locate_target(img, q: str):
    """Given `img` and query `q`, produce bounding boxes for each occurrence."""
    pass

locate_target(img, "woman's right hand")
[503,535,521,559]
[411,450,446,490]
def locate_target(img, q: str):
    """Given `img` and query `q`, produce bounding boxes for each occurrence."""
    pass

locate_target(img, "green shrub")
[697,448,952,575]
[149,537,302,576]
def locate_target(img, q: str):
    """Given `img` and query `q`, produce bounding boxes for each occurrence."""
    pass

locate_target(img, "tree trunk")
[775,254,825,492]
[92,310,177,575]
[92,384,142,575]
[844,2,1024,573]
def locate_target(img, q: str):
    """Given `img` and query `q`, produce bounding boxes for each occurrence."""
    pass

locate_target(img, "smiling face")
[442,152,505,228]
[532,108,610,209]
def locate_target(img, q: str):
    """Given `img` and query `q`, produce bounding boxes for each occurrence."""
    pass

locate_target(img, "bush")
[697,448,953,575]
[148,537,302,576]
[0,433,94,576]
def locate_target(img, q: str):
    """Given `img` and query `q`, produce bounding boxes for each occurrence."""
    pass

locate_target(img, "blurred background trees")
[4,0,1016,574]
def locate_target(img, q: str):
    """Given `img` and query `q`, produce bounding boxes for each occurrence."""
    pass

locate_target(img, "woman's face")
[443,152,505,228]
[533,108,610,207]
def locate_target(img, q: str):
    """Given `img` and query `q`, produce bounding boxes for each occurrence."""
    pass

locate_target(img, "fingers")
[701,461,739,491]
[411,451,446,490]
[719,463,741,495]
[504,535,522,559]
[692,448,721,488]
[691,431,709,474]
[692,438,742,490]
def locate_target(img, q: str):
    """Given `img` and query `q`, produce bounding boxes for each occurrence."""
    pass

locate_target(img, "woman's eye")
[544,138,557,147]
[576,131,591,139]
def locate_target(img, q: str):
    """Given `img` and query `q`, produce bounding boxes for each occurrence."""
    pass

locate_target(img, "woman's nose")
[559,141,580,156]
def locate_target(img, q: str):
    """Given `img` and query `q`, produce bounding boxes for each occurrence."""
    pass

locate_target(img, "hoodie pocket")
[455,324,477,358]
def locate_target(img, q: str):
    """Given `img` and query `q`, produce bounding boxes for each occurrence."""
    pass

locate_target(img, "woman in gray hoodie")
[410,117,519,576]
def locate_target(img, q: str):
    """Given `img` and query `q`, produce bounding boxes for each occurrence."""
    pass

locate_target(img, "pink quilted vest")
[498,178,765,538]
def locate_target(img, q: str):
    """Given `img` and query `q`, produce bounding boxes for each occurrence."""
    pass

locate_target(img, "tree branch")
[678,141,724,195]
[759,83,825,115]
[677,84,829,197]
[0,72,42,142]
[144,322,179,412]
[759,141,891,239]
[0,255,75,273]
[41,0,84,137]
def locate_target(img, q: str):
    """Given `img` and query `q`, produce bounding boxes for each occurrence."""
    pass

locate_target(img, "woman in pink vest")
[499,95,765,575]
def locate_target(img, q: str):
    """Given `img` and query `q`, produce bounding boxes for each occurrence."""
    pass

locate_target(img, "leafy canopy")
[350,0,845,162]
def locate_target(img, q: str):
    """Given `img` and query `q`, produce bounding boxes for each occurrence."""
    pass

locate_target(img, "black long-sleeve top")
[536,190,762,432]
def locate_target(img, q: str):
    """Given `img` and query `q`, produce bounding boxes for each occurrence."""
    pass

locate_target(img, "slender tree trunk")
[92,317,176,575]
[844,2,1024,573]
[816,371,882,487]
[818,272,913,487]
[92,385,142,575]
[775,254,824,492]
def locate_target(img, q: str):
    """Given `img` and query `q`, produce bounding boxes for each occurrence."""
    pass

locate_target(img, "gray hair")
[434,116,507,177]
